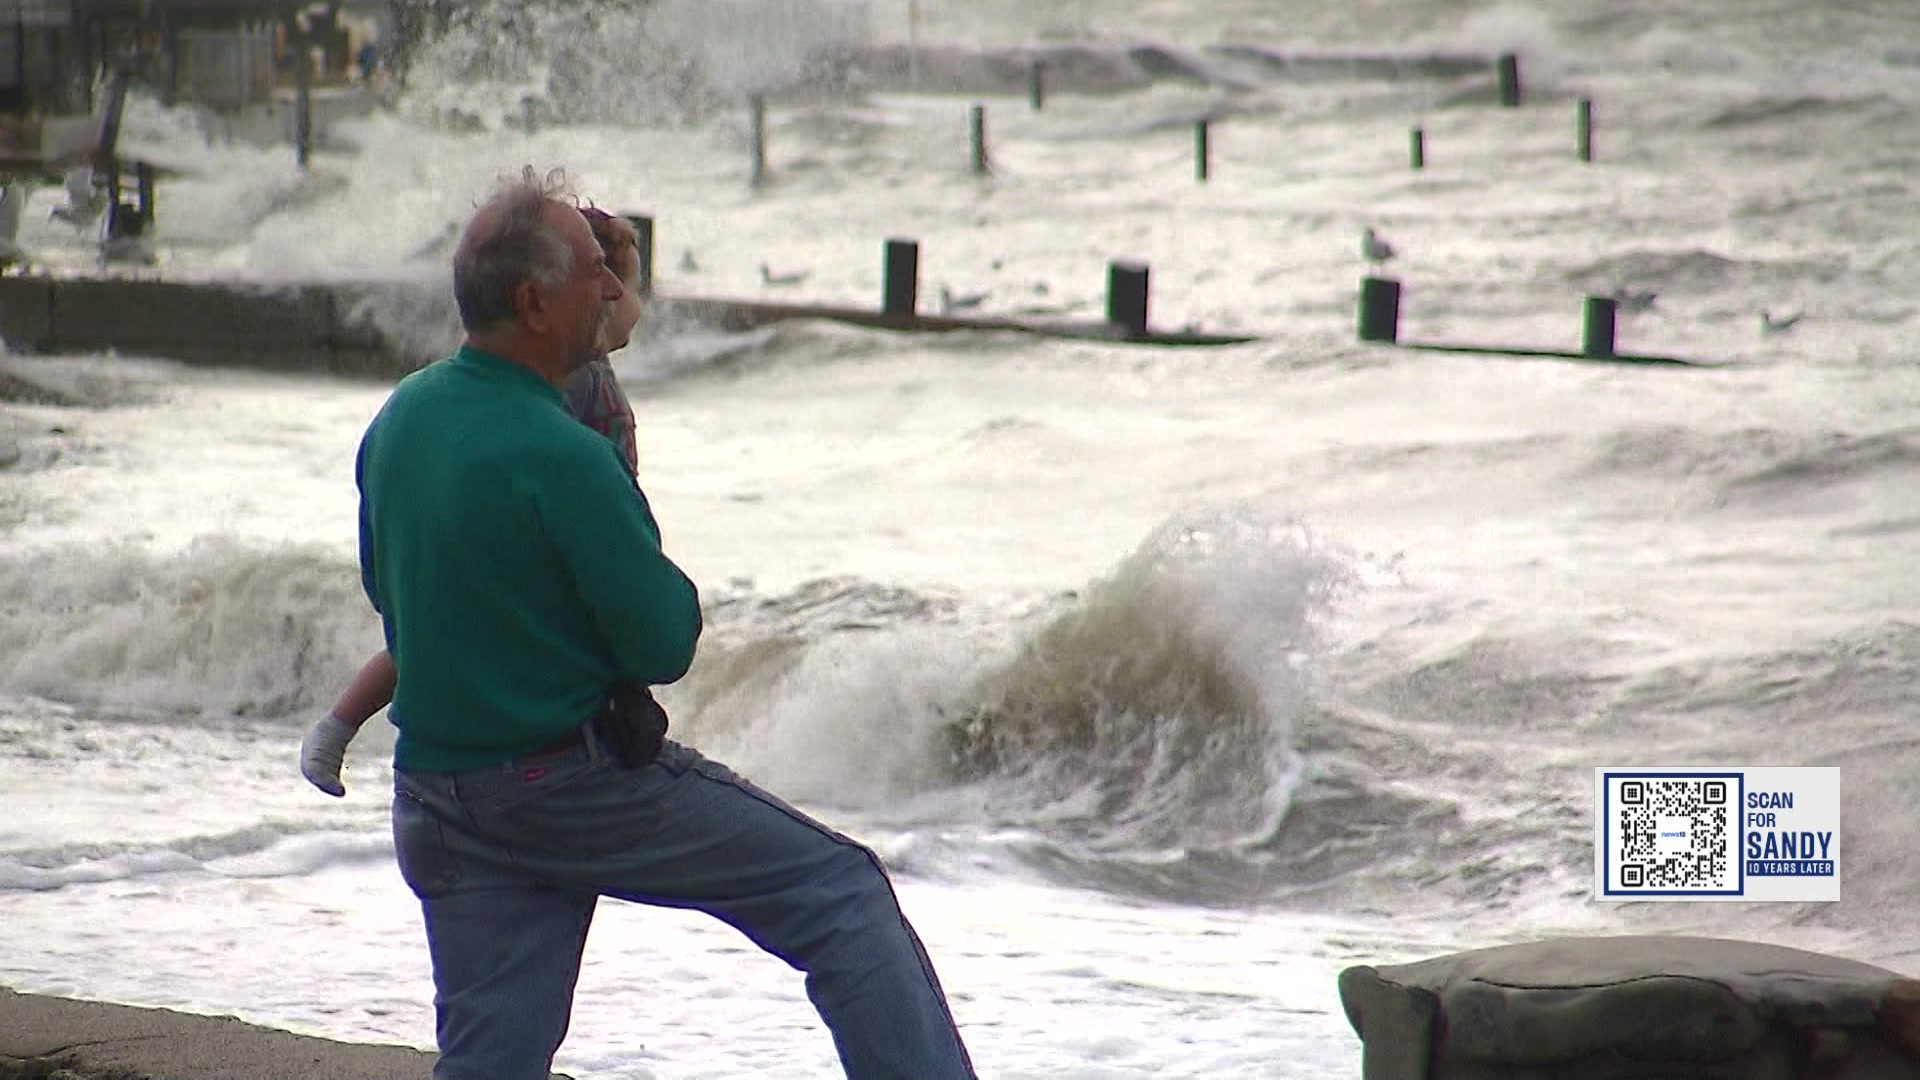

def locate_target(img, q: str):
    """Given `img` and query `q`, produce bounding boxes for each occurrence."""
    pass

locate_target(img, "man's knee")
[815,840,913,932]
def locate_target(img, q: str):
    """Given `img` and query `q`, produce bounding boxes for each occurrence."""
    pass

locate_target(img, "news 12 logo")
[1592,767,1839,902]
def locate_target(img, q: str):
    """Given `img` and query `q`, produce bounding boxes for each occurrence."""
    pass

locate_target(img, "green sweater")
[356,345,702,772]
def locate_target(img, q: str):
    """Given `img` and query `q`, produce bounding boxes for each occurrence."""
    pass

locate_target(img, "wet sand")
[0,986,448,1080]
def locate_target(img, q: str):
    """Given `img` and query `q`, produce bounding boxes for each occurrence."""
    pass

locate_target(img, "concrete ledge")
[1402,341,1712,368]
[650,295,1254,346]
[50,279,335,369]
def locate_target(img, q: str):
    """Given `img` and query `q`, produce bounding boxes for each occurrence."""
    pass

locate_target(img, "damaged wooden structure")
[1,0,375,260]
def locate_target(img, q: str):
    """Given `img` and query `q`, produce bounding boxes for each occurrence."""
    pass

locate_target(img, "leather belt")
[516,723,589,764]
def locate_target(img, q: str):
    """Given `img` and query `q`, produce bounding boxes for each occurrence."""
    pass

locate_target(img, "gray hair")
[451,166,579,335]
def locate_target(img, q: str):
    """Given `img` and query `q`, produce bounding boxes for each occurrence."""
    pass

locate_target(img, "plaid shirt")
[559,356,639,477]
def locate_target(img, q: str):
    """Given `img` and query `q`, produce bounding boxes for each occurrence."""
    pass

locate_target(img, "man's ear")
[513,279,551,333]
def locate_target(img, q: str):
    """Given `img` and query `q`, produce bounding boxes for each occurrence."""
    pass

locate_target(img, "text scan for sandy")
[1594,767,1839,902]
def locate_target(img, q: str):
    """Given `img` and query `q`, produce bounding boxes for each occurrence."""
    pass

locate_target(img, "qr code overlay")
[1609,775,1739,893]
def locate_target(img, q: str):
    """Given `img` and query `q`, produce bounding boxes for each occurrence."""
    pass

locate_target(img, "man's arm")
[537,442,703,684]
[355,428,382,616]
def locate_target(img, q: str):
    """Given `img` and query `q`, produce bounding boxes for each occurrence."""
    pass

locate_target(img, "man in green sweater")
[359,167,976,1080]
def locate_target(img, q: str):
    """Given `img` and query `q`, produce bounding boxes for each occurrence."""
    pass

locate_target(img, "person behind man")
[355,166,976,1080]
[300,205,645,795]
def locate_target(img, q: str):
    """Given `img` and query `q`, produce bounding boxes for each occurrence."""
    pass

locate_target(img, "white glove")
[299,713,357,797]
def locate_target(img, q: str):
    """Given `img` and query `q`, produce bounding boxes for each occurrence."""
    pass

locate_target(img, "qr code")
[1609,775,1738,892]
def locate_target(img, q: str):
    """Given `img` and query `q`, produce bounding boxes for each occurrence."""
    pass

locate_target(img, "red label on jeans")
[521,766,551,782]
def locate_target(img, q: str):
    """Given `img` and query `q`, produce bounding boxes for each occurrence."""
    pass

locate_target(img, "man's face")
[531,206,623,368]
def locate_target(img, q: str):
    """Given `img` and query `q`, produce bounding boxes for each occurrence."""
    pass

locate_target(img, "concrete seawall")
[0,274,1253,379]
[0,275,402,377]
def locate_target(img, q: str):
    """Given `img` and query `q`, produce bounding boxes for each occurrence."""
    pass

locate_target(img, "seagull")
[1610,287,1659,314]
[1362,226,1397,266]
[677,247,700,273]
[939,285,990,313]
[1760,309,1803,335]
[760,262,809,287]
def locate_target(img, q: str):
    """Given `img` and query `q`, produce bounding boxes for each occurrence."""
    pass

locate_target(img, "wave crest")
[945,510,1351,855]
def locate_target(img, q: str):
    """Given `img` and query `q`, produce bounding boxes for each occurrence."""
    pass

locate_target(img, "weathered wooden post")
[1028,57,1045,111]
[969,104,990,175]
[749,94,768,187]
[1583,296,1617,359]
[883,238,919,316]
[1107,261,1150,339]
[1497,53,1521,107]
[293,26,313,169]
[1410,126,1426,169]
[1577,97,1594,163]
[160,14,179,107]
[135,161,155,230]
[906,0,921,85]
[1195,119,1211,182]
[629,214,654,296]
[1358,277,1401,343]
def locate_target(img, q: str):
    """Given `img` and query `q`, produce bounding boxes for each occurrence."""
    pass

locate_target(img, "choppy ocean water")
[3,0,1920,1076]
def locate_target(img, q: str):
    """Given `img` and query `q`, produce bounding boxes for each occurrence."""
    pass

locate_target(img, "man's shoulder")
[395,353,463,392]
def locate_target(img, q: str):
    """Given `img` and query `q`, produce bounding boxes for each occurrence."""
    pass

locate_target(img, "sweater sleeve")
[354,422,383,617]
[534,442,703,685]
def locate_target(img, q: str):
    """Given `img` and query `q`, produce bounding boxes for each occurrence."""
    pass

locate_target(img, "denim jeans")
[392,733,976,1080]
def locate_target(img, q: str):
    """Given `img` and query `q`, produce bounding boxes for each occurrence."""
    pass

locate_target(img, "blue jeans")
[392,733,975,1080]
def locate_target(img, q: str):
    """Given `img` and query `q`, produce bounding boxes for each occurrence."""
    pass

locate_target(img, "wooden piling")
[92,61,132,167]
[1028,57,1045,111]
[1583,296,1617,359]
[135,161,154,229]
[293,29,313,169]
[630,215,654,297]
[970,104,990,176]
[1577,97,1594,163]
[1410,126,1426,170]
[749,94,768,187]
[1195,120,1210,183]
[160,15,179,107]
[1497,53,1521,108]
[1358,277,1401,343]
[883,238,920,316]
[906,0,921,85]
[1107,261,1150,339]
